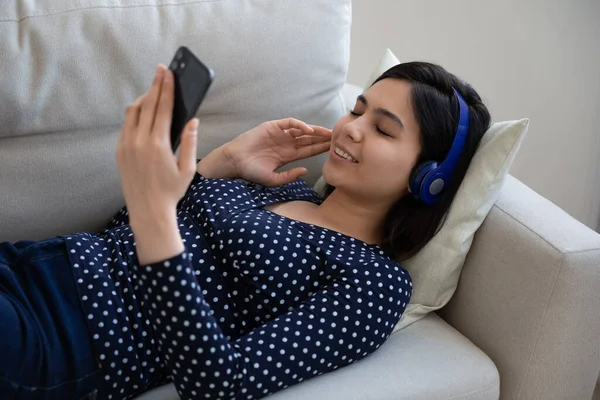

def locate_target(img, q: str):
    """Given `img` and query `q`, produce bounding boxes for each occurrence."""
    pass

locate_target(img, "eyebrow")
[357,95,404,129]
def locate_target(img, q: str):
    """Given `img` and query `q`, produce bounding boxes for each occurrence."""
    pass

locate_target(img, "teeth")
[335,147,356,162]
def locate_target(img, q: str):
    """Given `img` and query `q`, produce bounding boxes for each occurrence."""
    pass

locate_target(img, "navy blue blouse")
[62,170,412,400]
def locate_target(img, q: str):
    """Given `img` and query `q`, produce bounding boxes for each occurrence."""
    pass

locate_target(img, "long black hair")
[325,62,491,261]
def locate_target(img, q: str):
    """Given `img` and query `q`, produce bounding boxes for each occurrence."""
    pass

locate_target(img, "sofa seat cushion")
[134,313,499,400]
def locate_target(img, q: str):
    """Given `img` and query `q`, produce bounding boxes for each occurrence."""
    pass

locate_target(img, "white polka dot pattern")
[63,168,412,400]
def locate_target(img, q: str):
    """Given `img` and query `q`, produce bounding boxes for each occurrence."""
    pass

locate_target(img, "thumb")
[178,118,199,178]
[269,167,308,186]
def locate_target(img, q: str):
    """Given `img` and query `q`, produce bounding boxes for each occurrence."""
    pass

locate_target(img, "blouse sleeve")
[136,251,411,400]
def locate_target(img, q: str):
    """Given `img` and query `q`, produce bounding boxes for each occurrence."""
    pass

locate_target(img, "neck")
[315,189,390,245]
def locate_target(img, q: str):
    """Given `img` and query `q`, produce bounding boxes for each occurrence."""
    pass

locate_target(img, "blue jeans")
[0,238,101,399]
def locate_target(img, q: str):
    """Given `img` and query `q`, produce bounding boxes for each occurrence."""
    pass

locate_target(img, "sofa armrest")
[439,175,600,400]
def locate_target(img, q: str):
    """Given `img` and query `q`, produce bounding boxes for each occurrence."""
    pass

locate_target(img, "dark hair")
[325,62,491,261]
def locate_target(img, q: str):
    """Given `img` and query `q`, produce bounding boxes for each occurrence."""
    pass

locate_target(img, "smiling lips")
[333,145,358,163]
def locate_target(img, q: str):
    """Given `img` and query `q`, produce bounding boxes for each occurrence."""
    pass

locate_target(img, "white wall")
[347,0,600,230]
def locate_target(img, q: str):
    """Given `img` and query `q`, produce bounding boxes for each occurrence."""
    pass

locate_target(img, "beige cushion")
[134,314,499,400]
[315,50,530,333]
[0,0,351,242]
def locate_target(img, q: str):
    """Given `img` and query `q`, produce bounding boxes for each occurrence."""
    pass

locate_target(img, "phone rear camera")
[180,62,186,69]
[170,60,178,70]
[175,49,184,60]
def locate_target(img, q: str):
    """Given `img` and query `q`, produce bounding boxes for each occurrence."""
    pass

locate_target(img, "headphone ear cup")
[409,162,438,200]
[409,163,426,192]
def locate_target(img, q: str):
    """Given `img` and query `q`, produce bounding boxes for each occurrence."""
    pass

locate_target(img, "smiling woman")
[322,62,491,260]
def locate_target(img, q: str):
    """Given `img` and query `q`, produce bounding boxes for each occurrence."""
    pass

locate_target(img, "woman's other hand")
[198,118,331,186]
[115,64,198,264]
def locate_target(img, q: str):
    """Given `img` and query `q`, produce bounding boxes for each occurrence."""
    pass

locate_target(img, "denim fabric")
[0,238,102,400]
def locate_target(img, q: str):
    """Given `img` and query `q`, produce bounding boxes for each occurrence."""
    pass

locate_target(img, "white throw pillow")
[314,49,529,333]
[364,48,400,88]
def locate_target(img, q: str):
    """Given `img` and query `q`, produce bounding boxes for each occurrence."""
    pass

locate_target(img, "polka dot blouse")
[62,168,413,400]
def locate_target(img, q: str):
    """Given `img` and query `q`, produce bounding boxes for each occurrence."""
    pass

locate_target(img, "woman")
[0,61,490,400]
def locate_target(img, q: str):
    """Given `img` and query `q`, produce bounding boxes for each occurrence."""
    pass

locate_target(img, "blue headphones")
[409,88,470,205]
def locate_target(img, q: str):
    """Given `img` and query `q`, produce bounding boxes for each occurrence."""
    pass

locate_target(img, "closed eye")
[349,111,392,137]
[376,126,391,137]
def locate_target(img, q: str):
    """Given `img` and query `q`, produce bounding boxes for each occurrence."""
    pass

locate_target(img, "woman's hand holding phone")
[115,64,198,265]
[197,118,332,187]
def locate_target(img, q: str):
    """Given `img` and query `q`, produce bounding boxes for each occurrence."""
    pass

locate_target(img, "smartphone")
[168,46,214,151]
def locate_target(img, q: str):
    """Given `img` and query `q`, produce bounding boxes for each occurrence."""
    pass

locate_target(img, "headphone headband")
[409,88,470,205]
[437,89,469,174]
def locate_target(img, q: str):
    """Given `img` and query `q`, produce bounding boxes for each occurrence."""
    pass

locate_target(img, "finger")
[268,167,308,187]
[139,65,166,137]
[295,135,331,147]
[119,94,146,164]
[177,118,199,178]
[275,118,314,135]
[285,128,305,138]
[293,141,332,160]
[286,126,331,139]
[287,128,332,140]
[152,68,175,142]
[122,94,146,143]
[308,125,333,137]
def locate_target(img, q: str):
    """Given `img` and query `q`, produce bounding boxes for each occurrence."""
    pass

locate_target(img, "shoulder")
[321,249,412,334]
[351,251,411,281]
[338,248,412,299]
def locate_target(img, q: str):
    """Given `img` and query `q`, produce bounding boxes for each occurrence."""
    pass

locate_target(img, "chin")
[321,158,350,192]
[321,157,336,184]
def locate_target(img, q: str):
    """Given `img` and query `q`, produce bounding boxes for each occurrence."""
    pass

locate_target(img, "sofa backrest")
[0,0,351,241]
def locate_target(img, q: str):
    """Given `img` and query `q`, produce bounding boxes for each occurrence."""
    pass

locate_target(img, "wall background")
[347,0,600,230]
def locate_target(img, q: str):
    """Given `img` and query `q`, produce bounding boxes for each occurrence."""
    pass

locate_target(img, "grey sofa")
[1,1,599,399]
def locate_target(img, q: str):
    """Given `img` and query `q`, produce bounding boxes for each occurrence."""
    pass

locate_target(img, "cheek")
[331,116,349,141]
[364,143,418,189]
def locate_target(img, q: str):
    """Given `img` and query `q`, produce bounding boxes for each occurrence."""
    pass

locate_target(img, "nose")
[342,119,364,143]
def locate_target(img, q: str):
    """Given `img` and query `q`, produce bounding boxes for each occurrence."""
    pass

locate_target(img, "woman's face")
[322,78,422,204]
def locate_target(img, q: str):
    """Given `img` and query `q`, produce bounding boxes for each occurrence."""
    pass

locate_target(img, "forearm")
[136,252,243,400]
[196,144,238,179]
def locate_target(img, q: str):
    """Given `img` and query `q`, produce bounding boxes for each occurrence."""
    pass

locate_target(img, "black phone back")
[169,46,214,151]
